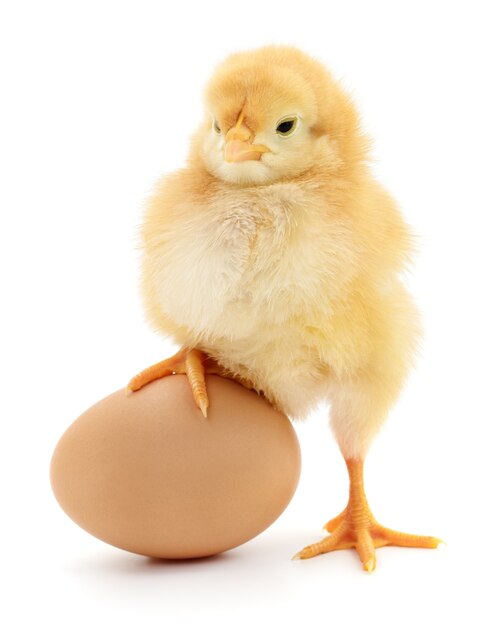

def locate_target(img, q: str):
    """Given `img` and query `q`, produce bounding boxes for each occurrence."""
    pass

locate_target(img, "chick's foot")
[292,459,442,572]
[127,348,215,417]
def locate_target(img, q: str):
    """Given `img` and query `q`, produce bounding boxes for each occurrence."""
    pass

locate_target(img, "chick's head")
[192,46,365,186]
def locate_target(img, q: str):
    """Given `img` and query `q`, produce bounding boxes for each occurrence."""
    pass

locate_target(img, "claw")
[364,558,375,573]
[198,398,208,419]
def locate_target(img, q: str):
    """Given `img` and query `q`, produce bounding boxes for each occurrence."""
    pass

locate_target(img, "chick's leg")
[293,458,442,571]
[127,348,214,417]
[292,288,443,570]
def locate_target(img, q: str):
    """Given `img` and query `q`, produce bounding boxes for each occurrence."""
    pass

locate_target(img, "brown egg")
[50,374,301,559]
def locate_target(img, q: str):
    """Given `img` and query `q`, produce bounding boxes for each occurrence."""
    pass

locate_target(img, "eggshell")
[50,374,301,559]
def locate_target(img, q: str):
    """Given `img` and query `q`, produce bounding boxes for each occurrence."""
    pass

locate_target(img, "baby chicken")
[128,46,441,571]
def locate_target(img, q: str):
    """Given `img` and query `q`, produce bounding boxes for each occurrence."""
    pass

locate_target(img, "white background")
[1,0,495,624]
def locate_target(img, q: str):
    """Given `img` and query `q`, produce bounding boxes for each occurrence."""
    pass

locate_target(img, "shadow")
[66,526,324,582]
[144,550,235,568]
[66,542,241,579]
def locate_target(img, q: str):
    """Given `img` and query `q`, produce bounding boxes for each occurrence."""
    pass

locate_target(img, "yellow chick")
[128,46,441,571]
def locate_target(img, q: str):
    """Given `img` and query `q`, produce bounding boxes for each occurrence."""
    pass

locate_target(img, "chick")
[128,46,441,571]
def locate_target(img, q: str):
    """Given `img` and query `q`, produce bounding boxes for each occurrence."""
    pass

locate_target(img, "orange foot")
[127,348,254,418]
[127,348,220,417]
[292,459,443,572]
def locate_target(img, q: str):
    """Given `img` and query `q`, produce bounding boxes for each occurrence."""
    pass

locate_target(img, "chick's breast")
[141,174,358,417]
[146,179,350,340]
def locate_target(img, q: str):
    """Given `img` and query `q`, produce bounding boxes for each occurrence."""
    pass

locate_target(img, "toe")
[184,350,209,417]
[323,510,346,533]
[374,525,443,549]
[292,524,351,560]
[356,529,376,572]
[127,350,187,392]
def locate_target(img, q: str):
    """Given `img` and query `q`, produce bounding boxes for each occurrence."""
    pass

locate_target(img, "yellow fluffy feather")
[132,46,440,570]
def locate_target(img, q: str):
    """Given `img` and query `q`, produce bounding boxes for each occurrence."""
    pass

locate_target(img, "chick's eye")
[276,117,297,136]
[213,119,221,134]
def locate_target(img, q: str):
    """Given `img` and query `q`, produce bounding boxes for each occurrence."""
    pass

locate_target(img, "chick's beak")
[224,140,269,163]
[223,114,269,163]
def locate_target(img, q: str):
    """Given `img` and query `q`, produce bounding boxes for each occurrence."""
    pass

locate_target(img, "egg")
[50,374,301,559]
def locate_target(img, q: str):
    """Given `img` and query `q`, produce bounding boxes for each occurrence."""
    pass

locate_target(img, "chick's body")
[143,166,415,453]
[132,46,440,570]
